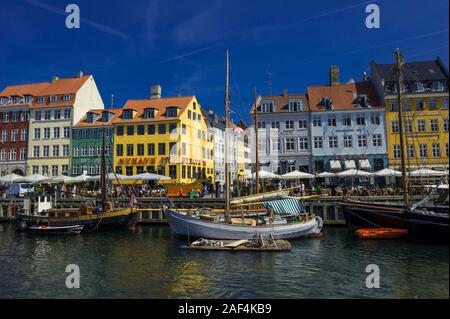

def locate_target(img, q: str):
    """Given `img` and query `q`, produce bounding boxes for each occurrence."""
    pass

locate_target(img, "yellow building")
[112,87,214,185]
[371,58,449,171]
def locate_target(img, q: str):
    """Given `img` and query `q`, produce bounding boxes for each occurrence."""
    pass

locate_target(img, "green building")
[71,109,119,176]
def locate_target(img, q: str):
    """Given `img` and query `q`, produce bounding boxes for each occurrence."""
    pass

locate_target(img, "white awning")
[330,160,341,171]
[359,159,371,170]
[344,160,356,170]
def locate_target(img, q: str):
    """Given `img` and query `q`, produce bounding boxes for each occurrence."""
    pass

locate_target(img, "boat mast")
[100,125,107,211]
[253,87,260,194]
[224,49,231,216]
[394,48,409,206]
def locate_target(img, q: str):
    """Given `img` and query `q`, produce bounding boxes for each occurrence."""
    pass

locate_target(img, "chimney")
[51,76,59,83]
[76,70,84,78]
[329,65,340,86]
[283,87,289,96]
[150,84,162,99]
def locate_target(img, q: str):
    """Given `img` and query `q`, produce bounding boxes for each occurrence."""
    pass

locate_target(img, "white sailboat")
[165,50,323,239]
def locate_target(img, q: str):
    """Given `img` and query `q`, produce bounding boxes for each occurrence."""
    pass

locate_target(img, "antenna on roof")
[110,94,114,108]
[265,71,273,95]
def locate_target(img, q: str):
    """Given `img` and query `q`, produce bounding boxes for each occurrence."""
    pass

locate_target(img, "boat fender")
[17,221,28,231]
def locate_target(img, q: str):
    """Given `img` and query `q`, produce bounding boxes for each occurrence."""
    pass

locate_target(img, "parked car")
[6,183,34,198]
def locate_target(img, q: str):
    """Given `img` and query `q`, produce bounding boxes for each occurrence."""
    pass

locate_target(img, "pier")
[0,195,428,225]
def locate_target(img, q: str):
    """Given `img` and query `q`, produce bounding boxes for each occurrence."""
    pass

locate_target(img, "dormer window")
[414,82,424,92]
[321,97,333,110]
[432,81,444,92]
[24,95,33,103]
[11,97,19,104]
[50,96,57,102]
[86,112,96,123]
[260,101,274,113]
[166,107,178,118]
[38,96,45,103]
[357,95,368,107]
[288,99,303,112]
[63,94,71,101]
[143,108,155,119]
[122,109,134,119]
[0,97,5,105]
[101,111,112,122]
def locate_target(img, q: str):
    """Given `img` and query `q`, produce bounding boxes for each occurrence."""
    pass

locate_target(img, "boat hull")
[406,210,449,243]
[16,208,138,233]
[165,209,323,239]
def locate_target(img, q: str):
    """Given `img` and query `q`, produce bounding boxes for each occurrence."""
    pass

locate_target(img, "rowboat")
[356,228,408,239]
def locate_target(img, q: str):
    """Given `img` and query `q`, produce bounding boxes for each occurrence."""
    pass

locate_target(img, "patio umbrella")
[123,172,170,181]
[374,168,402,177]
[64,173,92,184]
[22,174,51,183]
[280,170,315,180]
[0,173,26,183]
[317,171,337,178]
[47,175,71,183]
[252,170,280,179]
[409,168,448,177]
[337,169,374,177]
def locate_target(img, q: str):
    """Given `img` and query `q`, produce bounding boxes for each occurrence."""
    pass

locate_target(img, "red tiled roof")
[74,108,122,128]
[0,82,51,97]
[113,96,195,123]
[307,81,381,111]
[250,94,310,113]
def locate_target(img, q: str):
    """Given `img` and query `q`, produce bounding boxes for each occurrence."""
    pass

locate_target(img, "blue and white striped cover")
[262,198,305,216]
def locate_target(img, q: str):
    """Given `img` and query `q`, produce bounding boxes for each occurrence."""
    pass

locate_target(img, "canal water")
[0,223,448,299]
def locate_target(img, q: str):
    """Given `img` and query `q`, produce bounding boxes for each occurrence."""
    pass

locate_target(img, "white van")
[6,183,34,198]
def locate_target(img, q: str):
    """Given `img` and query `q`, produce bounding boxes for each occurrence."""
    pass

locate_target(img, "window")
[0,149,6,161]
[393,145,401,159]
[419,144,427,158]
[405,120,412,133]
[372,134,382,147]
[53,127,60,138]
[143,108,155,118]
[430,119,439,132]
[442,98,449,109]
[32,165,39,174]
[145,124,155,135]
[329,136,338,148]
[285,138,295,151]
[9,149,16,160]
[2,112,9,123]
[104,146,111,156]
[158,143,166,155]
[257,122,266,129]
[344,135,352,148]
[187,110,192,119]
[328,116,336,126]
[43,128,50,139]
[415,98,424,110]
[193,112,196,121]
[20,148,27,160]
[357,135,367,147]
[169,123,177,133]
[446,144,449,157]
[407,145,414,158]
[342,116,351,126]
[64,109,71,119]
[166,107,178,117]
[116,126,124,136]
[127,126,135,135]
[42,165,48,176]
[122,109,133,119]
[1,130,7,142]
[22,128,29,140]
[35,111,41,121]
[11,129,18,141]
[116,144,123,156]
[44,110,51,120]
[147,143,155,155]
[432,144,441,157]
[38,96,45,104]
[53,145,60,157]
[74,147,80,157]
[271,139,280,152]
[12,111,19,122]
[43,145,49,157]
[169,165,177,178]
[417,120,425,132]
[260,102,274,113]
[126,166,133,176]
[414,82,424,92]
[147,166,155,173]
[444,118,449,132]
[89,146,95,156]
[126,144,134,156]
[158,124,166,134]
[63,94,71,101]
[33,146,40,157]
[63,127,70,138]
[137,144,144,156]
[429,98,437,110]
[313,137,323,149]
[54,110,61,119]
[285,121,294,130]
[371,115,380,125]
[391,121,399,133]
[299,138,308,150]
[50,96,57,103]
[271,122,280,129]
[402,99,411,111]
[288,100,303,112]
[298,120,307,129]
[81,146,87,156]
[312,117,322,126]
[356,115,365,125]
[116,166,123,175]
[390,100,398,111]
[137,125,145,135]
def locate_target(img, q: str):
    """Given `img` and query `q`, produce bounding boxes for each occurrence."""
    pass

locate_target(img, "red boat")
[356,228,408,239]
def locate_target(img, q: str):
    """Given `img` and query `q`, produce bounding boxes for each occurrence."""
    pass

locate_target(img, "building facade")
[0,82,50,175]
[27,73,104,176]
[112,87,214,185]
[307,67,388,173]
[71,109,120,176]
[371,57,449,170]
[251,90,311,174]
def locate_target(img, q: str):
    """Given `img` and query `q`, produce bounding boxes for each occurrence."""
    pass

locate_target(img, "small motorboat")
[356,228,408,239]
[27,225,84,235]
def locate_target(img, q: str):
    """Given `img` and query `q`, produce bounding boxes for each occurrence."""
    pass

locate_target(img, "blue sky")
[0,0,448,123]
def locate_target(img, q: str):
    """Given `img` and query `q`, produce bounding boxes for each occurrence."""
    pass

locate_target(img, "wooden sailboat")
[341,49,449,243]
[165,50,323,240]
[16,126,138,233]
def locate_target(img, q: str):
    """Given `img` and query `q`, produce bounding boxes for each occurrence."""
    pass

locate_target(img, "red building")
[0,82,50,175]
